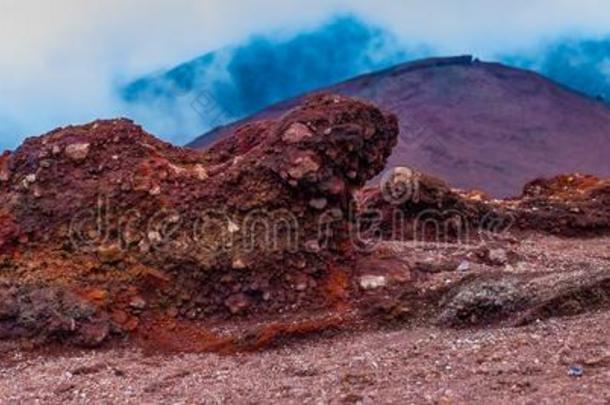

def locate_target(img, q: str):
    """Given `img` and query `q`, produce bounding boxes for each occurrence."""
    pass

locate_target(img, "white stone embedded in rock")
[359,275,388,290]
[488,248,508,265]
[457,261,471,272]
[228,220,240,233]
[65,143,90,162]
[282,122,314,144]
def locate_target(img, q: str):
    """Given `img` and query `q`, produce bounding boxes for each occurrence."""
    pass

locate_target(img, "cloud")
[0,0,344,149]
[345,0,610,55]
[120,15,419,144]
[505,37,610,100]
[1,0,610,150]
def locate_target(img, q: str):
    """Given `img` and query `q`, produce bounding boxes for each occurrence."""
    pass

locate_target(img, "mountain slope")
[188,56,610,197]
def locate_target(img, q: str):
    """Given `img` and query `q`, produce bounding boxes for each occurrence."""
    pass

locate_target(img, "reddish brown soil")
[188,56,610,197]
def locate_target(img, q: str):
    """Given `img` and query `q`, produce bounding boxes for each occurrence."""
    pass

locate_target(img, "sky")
[1,0,610,150]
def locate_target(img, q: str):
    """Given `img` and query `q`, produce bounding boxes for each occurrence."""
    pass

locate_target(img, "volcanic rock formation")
[512,173,610,236]
[357,168,610,242]
[0,94,398,346]
[1,93,610,353]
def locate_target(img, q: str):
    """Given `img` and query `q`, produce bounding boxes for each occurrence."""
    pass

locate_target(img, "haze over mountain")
[120,16,418,143]
[508,37,610,101]
[120,15,610,145]
[188,56,610,197]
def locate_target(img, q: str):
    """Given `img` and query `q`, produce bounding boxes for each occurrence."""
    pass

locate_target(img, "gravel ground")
[2,309,609,404]
[2,234,610,404]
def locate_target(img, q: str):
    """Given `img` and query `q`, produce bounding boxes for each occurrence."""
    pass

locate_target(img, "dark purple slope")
[187,56,610,197]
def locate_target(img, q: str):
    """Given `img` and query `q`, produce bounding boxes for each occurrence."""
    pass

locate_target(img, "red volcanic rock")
[513,173,610,236]
[188,56,610,197]
[2,89,608,354]
[521,173,603,199]
[357,168,610,241]
[0,151,10,182]
[357,167,494,242]
[0,94,398,346]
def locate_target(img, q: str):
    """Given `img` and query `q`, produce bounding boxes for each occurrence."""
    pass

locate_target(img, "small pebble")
[457,261,470,272]
[568,365,584,377]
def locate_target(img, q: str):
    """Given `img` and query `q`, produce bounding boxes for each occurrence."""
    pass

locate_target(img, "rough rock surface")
[512,173,610,236]
[357,168,610,242]
[356,168,491,242]
[0,94,398,347]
